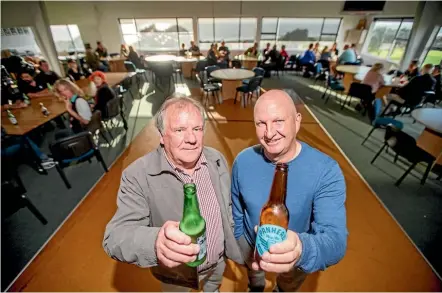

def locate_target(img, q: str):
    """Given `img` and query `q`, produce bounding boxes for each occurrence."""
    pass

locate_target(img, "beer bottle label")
[256,224,287,256]
[196,233,207,261]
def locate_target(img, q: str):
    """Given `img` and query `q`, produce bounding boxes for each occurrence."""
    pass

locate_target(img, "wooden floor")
[8,89,441,292]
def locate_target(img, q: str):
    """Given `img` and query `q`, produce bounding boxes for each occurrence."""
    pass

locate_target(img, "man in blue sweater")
[231,90,347,291]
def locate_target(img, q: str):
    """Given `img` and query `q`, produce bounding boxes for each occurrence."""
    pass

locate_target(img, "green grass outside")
[423,50,442,65]
[366,48,442,65]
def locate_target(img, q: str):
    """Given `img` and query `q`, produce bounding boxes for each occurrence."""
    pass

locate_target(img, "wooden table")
[411,108,442,166]
[210,68,255,100]
[1,95,66,136]
[175,56,205,78]
[107,58,127,72]
[234,55,259,70]
[336,65,401,98]
[1,73,134,136]
[7,89,441,292]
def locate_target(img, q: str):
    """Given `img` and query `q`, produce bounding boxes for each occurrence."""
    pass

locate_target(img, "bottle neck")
[182,192,201,218]
[268,168,288,204]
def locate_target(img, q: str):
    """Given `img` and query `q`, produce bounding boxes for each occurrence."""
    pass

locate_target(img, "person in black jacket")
[433,65,441,99]
[67,59,86,81]
[35,60,60,88]
[89,70,116,118]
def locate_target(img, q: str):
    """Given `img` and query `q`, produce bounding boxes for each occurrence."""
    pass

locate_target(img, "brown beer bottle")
[255,163,289,260]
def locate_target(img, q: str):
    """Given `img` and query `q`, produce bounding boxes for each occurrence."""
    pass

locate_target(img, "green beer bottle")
[179,183,207,267]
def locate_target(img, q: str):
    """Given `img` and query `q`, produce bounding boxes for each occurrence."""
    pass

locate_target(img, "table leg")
[221,80,242,100]
[342,72,355,93]
[181,62,194,78]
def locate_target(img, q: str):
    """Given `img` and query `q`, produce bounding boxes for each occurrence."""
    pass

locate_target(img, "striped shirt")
[164,151,224,272]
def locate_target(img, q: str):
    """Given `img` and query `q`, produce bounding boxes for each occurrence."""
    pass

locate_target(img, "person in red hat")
[89,71,116,118]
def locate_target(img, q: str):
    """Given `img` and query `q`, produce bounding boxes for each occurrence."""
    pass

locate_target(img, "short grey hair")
[154,94,205,134]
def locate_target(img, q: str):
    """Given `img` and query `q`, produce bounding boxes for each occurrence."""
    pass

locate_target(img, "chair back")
[124,61,137,72]
[195,60,208,73]
[231,60,242,69]
[205,65,220,77]
[247,76,263,91]
[151,62,174,77]
[105,97,120,119]
[50,132,96,163]
[252,67,265,77]
[344,61,361,66]
[348,82,373,101]
[85,110,103,134]
[318,59,330,70]
[195,73,205,88]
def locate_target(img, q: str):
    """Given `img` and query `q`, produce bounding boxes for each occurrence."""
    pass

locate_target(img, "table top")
[1,95,66,136]
[339,65,402,88]
[234,55,259,61]
[1,73,133,136]
[144,55,177,62]
[210,68,255,80]
[411,108,442,134]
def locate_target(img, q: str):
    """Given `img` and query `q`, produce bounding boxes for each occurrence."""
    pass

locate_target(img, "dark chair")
[195,71,221,106]
[362,98,404,145]
[1,171,47,225]
[342,82,374,111]
[344,61,362,66]
[370,125,436,186]
[50,132,108,189]
[191,60,208,80]
[272,56,286,78]
[285,55,298,71]
[235,76,263,108]
[322,74,345,104]
[387,70,403,77]
[243,67,265,84]
[206,65,221,84]
[102,97,126,139]
[231,60,242,69]
[124,61,146,92]
[150,62,175,95]
[85,110,111,145]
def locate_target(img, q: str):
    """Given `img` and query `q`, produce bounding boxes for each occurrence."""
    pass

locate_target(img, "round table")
[411,108,442,166]
[175,56,205,78]
[144,55,177,62]
[234,55,259,70]
[336,65,401,98]
[210,69,255,100]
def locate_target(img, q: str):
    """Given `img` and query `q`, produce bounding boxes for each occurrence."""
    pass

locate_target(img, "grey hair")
[154,94,205,134]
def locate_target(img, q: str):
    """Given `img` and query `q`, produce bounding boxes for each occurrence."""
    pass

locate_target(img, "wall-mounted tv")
[343,1,386,12]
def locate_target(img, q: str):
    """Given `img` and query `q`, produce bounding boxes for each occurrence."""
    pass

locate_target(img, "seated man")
[218,41,230,61]
[189,41,201,56]
[404,60,419,79]
[337,44,357,65]
[179,43,187,56]
[17,71,49,99]
[433,65,441,99]
[103,95,243,292]
[299,43,316,76]
[382,63,436,109]
[232,90,347,291]
[35,60,60,88]
[244,42,258,57]
[67,59,86,81]
[85,43,108,72]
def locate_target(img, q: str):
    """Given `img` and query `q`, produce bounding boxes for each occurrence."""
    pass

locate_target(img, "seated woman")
[363,63,385,94]
[17,71,49,98]
[127,46,145,69]
[67,59,86,81]
[120,44,129,58]
[89,71,116,118]
[53,79,92,137]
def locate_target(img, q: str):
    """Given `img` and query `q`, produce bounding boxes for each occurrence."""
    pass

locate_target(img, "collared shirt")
[163,149,224,272]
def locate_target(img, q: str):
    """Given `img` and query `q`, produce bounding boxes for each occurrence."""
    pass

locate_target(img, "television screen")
[343,1,386,11]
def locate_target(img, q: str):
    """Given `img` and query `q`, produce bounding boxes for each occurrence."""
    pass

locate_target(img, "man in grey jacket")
[103,95,243,292]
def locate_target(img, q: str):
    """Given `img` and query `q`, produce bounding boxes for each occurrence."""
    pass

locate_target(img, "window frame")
[421,26,442,66]
[118,17,194,52]
[260,17,342,45]
[50,24,85,54]
[362,17,414,63]
[197,17,258,47]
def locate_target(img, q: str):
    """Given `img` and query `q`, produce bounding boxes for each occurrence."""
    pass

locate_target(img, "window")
[363,18,413,63]
[119,18,194,52]
[422,26,442,66]
[50,25,85,54]
[260,17,341,52]
[1,27,41,55]
[198,18,257,50]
